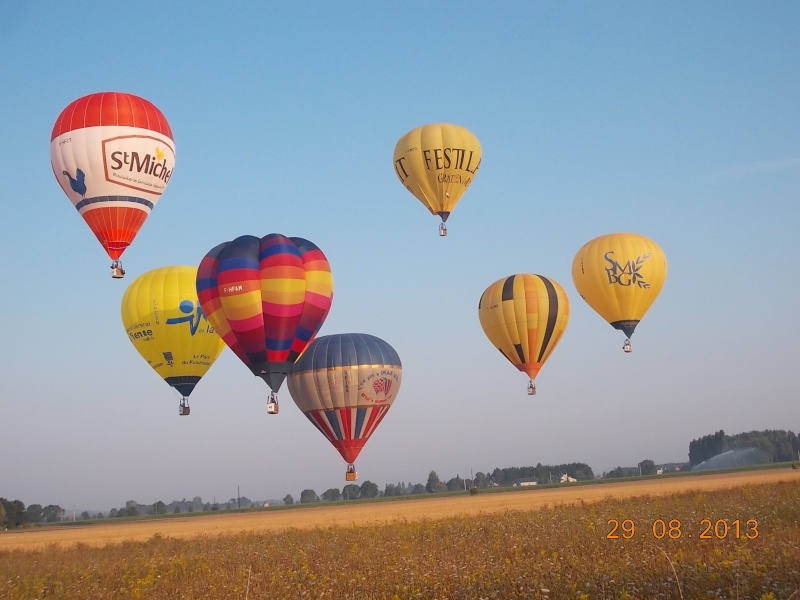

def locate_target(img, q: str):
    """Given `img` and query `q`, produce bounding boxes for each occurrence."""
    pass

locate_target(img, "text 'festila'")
[394,147,481,183]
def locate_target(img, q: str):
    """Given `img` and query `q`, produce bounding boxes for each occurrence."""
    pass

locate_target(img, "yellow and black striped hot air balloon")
[571,232,667,353]
[478,274,570,395]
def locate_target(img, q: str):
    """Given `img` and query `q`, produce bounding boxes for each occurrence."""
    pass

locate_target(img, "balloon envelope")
[50,92,175,264]
[478,274,570,384]
[571,232,667,339]
[196,234,334,395]
[121,266,224,401]
[393,123,481,228]
[288,333,401,465]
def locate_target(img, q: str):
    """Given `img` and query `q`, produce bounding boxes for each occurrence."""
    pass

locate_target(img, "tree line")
[0,462,596,529]
[688,429,798,466]
[7,430,794,530]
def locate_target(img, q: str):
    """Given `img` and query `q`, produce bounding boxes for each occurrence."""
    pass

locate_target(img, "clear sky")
[1,2,798,512]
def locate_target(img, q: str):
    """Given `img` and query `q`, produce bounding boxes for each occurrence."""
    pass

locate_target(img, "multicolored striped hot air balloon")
[121,266,225,416]
[287,333,402,481]
[50,92,175,278]
[478,274,570,395]
[196,234,334,413]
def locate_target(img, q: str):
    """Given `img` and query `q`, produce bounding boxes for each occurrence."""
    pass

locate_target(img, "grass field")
[2,468,799,598]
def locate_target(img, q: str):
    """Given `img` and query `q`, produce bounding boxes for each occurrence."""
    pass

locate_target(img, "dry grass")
[2,468,796,551]
[2,469,799,599]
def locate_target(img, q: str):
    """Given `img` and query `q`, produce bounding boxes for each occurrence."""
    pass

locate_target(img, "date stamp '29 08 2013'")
[606,518,759,540]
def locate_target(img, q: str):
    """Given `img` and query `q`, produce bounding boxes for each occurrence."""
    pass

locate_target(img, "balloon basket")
[267,393,279,415]
[110,261,125,279]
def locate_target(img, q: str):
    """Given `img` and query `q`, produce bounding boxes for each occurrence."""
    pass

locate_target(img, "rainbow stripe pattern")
[196,234,333,393]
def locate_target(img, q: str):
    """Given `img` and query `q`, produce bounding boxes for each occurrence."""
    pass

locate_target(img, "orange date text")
[606,518,759,540]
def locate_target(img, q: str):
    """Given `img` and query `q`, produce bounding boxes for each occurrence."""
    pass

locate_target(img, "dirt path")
[3,468,798,551]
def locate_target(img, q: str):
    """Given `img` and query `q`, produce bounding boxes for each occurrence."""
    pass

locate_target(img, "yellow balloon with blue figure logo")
[121,265,225,415]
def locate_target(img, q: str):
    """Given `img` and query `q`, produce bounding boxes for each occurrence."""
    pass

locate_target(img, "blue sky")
[1,2,798,511]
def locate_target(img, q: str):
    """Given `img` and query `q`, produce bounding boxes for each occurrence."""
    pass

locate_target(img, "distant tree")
[638,460,656,475]
[0,502,6,528]
[473,472,490,488]
[424,471,447,493]
[41,504,64,523]
[605,467,633,479]
[26,504,44,523]
[283,494,294,505]
[0,499,27,528]
[425,471,440,493]
[109,508,118,518]
[446,476,465,492]
[300,489,319,504]
[411,483,426,494]
[342,484,360,500]
[193,496,203,505]
[360,480,379,498]
[491,468,506,486]
[174,505,181,514]
[689,429,728,466]
[80,511,90,520]
[383,483,400,497]
[321,488,341,502]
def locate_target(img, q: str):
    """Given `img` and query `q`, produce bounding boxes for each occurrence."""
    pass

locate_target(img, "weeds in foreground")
[2,480,799,599]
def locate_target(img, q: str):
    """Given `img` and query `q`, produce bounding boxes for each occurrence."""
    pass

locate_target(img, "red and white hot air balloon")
[50,92,175,278]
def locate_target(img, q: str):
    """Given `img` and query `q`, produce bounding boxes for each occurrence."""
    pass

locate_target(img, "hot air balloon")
[393,123,481,236]
[50,92,175,278]
[571,232,667,353]
[196,234,334,414]
[478,274,570,395]
[121,266,225,415]
[287,333,402,481]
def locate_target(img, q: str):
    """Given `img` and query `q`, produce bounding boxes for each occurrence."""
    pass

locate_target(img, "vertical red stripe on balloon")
[362,405,390,440]
[81,206,148,260]
[309,412,336,444]
[51,92,173,139]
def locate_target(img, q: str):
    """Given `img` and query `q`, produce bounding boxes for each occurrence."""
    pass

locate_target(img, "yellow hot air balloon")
[121,266,225,415]
[478,274,570,395]
[571,232,667,353]
[393,123,482,236]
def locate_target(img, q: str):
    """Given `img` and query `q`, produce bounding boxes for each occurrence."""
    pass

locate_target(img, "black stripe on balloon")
[501,275,516,301]
[514,343,526,363]
[537,276,559,362]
